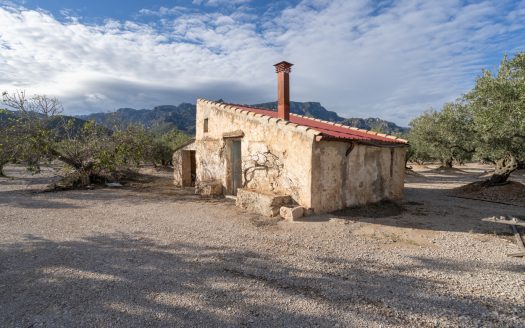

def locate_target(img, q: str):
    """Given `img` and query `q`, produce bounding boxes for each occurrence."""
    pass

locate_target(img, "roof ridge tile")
[200,99,407,144]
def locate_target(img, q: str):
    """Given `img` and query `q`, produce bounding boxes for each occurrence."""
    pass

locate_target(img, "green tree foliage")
[1,91,63,174]
[151,129,191,166]
[407,111,437,165]
[1,90,190,186]
[0,108,17,176]
[113,124,153,167]
[408,102,475,167]
[113,124,190,167]
[51,120,114,185]
[466,53,525,184]
[408,52,525,184]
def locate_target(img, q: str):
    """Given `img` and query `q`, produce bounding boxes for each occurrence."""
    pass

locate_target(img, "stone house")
[174,61,408,215]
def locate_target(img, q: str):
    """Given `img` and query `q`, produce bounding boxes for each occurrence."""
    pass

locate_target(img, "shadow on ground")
[0,234,522,327]
[310,172,525,236]
[0,180,219,210]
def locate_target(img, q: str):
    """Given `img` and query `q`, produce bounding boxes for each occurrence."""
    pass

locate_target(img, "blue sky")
[1,0,524,125]
[16,0,298,23]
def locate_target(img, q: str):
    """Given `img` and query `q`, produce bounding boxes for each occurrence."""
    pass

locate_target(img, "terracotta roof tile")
[226,104,407,145]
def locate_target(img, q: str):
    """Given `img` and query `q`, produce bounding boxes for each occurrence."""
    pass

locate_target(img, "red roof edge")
[200,99,408,146]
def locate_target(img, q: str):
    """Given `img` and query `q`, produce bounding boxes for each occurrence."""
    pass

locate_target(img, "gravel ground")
[0,164,524,328]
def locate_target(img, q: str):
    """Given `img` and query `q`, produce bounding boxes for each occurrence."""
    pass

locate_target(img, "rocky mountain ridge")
[77,101,408,135]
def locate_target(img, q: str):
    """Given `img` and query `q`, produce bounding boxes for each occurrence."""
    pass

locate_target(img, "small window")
[204,118,209,133]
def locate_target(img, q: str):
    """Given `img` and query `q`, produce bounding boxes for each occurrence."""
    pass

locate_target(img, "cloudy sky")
[0,0,524,125]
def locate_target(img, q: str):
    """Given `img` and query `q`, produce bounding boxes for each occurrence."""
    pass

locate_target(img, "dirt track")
[0,164,524,327]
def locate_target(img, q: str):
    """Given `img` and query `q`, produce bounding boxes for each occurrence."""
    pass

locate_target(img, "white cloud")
[0,5,279,112]
[193,0,252,7]
[138,6,188,17]
[1,0,524,125]
[267,0,525,122]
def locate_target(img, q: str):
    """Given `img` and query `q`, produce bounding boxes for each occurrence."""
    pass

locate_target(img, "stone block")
[280,206,304,221]
[236,188,293,217]
[195,180,223,197]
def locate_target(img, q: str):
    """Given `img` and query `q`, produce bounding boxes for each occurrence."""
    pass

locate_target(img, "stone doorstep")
[280,206,305,221]
[236,188,293,217]
[195,180,223,197]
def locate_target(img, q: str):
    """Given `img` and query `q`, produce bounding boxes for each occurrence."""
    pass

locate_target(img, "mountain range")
[78,101,408,135]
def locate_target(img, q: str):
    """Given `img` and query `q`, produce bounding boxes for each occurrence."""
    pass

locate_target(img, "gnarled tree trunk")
[48,148,99,187]
[0,162,6,177]
[486,154,518,185]
[444,158,453,168]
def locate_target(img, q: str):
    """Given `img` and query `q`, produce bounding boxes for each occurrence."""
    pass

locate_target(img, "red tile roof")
[228,104,408,145]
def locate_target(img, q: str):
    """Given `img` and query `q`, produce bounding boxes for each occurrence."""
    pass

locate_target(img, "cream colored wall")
[194,99,407,213]
[311,142,406,213]
[195,100,317,208]
[172,142,196,187]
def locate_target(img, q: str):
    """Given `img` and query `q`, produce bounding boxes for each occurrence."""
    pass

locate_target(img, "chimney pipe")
[274,61,293,121]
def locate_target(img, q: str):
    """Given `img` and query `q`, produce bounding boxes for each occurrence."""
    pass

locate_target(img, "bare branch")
[31,94,63,117]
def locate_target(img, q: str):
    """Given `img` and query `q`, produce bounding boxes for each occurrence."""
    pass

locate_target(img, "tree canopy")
[408,52,525,184]
[1,90,190,186]
[409,101,475,167]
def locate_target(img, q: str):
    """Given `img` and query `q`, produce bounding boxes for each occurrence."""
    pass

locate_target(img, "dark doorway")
[231,140,242,195]
[189,150,196,186]
[181,150,196,187]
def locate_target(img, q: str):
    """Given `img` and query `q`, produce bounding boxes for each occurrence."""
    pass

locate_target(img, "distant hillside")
[78,103,196,134]
[252,101,409,134]
[253,101,344,123]
[77,101,408,136]
[341,117,408,134]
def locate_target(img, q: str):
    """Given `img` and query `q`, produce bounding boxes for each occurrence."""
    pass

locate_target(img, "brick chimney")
[274,61,293,121]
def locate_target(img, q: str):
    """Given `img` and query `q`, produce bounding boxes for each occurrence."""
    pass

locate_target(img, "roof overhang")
[315,134,409,147]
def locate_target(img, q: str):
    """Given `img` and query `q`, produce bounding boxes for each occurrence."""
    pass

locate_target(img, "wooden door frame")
[224,138,243,195]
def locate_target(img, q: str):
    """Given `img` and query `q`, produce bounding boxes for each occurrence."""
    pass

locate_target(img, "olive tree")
[1,91,117,184]
[2,90,190,185]
[151,130,191,166]
[408,101,475,167]
[407,112,435,164]
[0,109,17,176]
[52,120,115,185]
[1,91,64,173]
[466,53,525,184]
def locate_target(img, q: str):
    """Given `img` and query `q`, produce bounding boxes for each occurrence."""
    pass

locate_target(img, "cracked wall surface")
[195,100,314,208]
[192,99,406,213]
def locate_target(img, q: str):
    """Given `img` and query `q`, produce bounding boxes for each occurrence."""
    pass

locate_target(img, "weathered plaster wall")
[195,100,318,208]
[311,142,407,212]
[193,99,407,214]
[172,142,196,187]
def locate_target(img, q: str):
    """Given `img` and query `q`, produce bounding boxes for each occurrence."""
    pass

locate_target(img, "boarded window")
[204,118,209,133]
